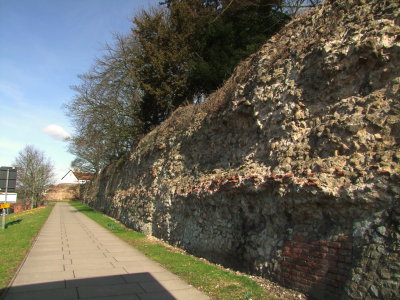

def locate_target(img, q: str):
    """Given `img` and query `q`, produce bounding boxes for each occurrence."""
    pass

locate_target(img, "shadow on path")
[71,208,93,213]
[1,272,177,300]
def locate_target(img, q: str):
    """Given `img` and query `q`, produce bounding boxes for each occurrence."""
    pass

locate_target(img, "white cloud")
[43,124,71,141]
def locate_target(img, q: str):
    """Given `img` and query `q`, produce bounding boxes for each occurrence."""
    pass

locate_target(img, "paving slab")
[5,287,78,300]
[19,264,65,273]
[12,270,75,285]
[123,272,181,283]
[64,262,115,271]
[28,249,67,256]
[77,282,144,299]
[65,275,126,288]
[4,202,209,300]
[73,267,128,278]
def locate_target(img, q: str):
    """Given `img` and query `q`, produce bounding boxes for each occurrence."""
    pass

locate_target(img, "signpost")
[0,203,10,209]
[0,167,17,230]
[0,167,17,192]
[0,193,17,203]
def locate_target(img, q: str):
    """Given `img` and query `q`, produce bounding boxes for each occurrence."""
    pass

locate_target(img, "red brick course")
[280,235,352,297]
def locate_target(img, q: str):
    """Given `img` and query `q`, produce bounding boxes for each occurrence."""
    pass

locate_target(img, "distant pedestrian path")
[4,202,208,300]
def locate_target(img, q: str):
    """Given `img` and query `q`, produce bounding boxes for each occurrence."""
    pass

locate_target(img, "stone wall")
[82,0,400,298]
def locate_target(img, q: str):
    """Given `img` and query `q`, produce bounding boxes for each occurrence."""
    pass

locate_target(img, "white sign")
[0,193,17,203]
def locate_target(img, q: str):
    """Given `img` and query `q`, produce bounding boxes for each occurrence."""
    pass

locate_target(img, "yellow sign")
[0,203,10,209]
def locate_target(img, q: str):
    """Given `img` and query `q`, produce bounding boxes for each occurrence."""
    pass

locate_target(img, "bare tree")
[67,131,108,174]
[13,145,55,209]
[65,34,143,173]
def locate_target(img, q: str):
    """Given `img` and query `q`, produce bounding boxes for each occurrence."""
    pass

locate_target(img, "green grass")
[69,201,274,299]
[0,205,53,290]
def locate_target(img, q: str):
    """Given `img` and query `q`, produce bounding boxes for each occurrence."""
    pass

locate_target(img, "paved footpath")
[4,203,209,300]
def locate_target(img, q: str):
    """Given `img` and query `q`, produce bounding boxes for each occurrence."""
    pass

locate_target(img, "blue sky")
[0,0,157,182]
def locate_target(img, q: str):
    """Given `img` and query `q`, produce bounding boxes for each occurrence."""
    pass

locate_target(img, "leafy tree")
[187,0,288,95]
[133,6,193,130]
[133,0,288,129]
[13,145,54,209]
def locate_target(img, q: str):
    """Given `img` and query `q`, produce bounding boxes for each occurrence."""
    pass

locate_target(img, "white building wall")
[60,171,78,184]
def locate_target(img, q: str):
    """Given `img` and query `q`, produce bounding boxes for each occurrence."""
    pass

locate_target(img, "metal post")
[2,168,9,230]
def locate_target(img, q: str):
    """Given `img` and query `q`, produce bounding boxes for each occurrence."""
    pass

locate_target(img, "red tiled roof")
[74,172,94,180]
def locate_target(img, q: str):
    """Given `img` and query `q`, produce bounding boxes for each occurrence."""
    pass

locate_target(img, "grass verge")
[69,201,274,300]
[0,205,53,291]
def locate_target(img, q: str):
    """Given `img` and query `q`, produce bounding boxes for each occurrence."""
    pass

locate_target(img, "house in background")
[60,170,94,184]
